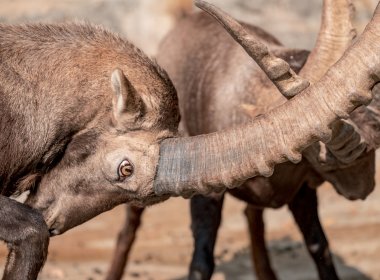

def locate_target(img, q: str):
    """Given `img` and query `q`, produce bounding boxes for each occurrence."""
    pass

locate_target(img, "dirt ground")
[1,0,380,279]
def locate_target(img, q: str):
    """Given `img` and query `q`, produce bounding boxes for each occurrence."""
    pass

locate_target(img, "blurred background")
[0,0,380,279]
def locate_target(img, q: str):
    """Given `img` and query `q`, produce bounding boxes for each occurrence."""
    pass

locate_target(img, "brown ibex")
[106,1,380,280]
[3,14,378,279]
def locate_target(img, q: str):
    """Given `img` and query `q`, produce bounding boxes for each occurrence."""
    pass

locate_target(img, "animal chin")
[130,193,170,207]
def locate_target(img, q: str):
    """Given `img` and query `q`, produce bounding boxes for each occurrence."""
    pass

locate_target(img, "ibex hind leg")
[288,185,340,280]
[0,195,49,280]
[245,206,277,280]
[189,194,224,280]
[105,204,145,280]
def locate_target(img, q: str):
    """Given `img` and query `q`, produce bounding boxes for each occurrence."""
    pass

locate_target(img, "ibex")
[105,1,380,280]
[2,14,375,279]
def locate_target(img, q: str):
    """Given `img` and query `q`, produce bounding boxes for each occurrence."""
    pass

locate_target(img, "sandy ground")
[1,0,380,279]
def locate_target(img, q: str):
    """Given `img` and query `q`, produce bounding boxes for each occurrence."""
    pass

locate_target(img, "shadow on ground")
[174,237,372,280]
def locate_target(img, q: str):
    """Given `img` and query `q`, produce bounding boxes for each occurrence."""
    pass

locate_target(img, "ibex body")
[156,8,378,280]
[106,0,380,279]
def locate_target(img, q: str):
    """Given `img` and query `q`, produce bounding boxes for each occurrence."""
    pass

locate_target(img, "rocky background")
[1,0,380,279]
[0,0,377,55]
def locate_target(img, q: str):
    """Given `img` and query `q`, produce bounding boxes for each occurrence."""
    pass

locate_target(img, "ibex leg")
[288,185,339,280]
[105,204,144,280]
[189,194,224,280]
[0,195,49,280]
[245,206,277,280]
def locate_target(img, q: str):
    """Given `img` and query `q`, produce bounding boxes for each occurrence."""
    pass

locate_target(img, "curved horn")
[196,0,356,91]
[196,0,366,167]
[300,0,356,82]
[154,1,380,196]
[297,0,367,166]
[194,0,310,99]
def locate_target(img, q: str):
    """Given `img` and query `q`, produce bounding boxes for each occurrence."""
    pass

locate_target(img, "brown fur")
[0,22,180,195]
[0,22,181,280]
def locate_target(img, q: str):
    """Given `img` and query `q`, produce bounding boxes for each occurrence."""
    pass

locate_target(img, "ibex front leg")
[244,206,277,280]
[0,195,49,280]
[288,185,339,280]
[105,204,145,280]
[189,194,224,280]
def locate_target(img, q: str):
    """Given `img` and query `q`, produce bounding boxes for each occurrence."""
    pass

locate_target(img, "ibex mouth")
[46,216,67,236]
[49,228,60,237]
[38,204,63,235]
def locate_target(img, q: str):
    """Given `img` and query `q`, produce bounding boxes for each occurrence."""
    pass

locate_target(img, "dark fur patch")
[62,130,100,166]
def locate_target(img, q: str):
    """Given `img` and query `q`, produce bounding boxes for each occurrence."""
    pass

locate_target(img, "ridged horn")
[300,0,356,82]
[298,0,367,166]
[196,0,365,167]
[194,0,310,99]
[154,0,380,196]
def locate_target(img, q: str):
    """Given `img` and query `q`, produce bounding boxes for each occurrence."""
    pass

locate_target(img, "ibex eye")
[118,159,134,178]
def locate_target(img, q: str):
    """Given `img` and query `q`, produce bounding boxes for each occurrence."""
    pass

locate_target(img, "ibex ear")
[111,68,142,124]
